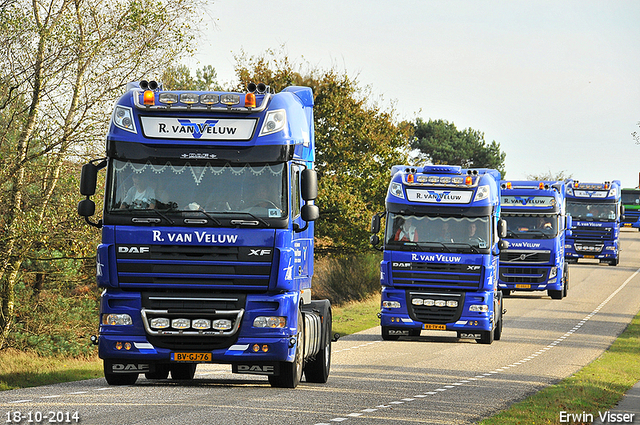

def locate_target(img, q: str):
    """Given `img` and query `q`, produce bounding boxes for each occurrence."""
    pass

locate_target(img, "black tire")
[305,308,332,383]
[145,364,170,380]
[610,256,619,266]
[563,264,569,297]
[478,329,494,344]
[170,363,196,380]
[103,361,138,385]
[381,326,400,341]
[269,310,304,388]
[548,289,563,300]
[494,297,503,341]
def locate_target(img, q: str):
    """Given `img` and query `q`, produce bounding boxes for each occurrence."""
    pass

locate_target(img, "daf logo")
[249,249,272,256]
[112,363,149,372]
[392,262,412,268]
[237,364,275,373]
[118,246,150,254]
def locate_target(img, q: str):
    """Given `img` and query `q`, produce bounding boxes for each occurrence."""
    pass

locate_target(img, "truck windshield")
[621,191,640,206]
[566,201,616,222]
[386,214,490,251]
[502,214,558,239]
[107,159,287,218]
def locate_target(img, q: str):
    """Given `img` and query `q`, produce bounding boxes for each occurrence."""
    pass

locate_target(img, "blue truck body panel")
[498,180,568,298]
[564,179,621,265]
[373,165,504,344]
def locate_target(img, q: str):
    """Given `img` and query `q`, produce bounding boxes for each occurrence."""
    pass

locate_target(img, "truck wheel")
[563,264,569,297]
[478,329,494,344]
[548,289,563,300]
[305,308,332,383]
[170,363,196,380]
[381,326,400,341]
[103,360,138,385]
[270,310,304,388]
[145,364,170,380]
[493,297,503,341]
[609,256,619,266]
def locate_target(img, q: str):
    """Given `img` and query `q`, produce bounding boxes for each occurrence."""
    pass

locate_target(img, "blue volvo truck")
[498,180,570,300]
[564,179,622,266]
[78,81,332,388]
[370,165,507,344]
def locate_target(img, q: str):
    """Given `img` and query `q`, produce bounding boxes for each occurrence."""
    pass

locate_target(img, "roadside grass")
[0,349,102,391]
[331,293,381,337]
[479,311,640,425]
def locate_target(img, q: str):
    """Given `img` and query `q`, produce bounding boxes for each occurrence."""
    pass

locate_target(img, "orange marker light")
[143,90,155,105]
[506,182,512,189]
[407,174,414,183]
[465,176,473,185]
[539,182,544,189]
[245,93,256,108]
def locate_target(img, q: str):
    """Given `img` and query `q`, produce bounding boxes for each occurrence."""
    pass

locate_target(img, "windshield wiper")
[178,210,221,226]
[210,211,270,227]
[407,242,452,252]
[127,208,174,225]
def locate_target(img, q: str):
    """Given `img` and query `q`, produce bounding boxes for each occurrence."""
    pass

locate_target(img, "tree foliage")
[232,50,413,253]
[412,118,507,177]
[526,170,573,181]
[0,0,203,351]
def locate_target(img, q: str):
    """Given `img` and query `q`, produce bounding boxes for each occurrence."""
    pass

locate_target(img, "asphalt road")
[2,231,640,425]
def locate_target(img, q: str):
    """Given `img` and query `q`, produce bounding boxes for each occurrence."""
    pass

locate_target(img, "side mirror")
[620,205,625,217]
[497,219,507,238]
[77,199,96,217]
[566,215,573,230]
[498,239,509,250]
[80,163,99,196]
[301,169,318,201]
[301,204,319,222]
[370,234,380,246]
[371,214,381,234]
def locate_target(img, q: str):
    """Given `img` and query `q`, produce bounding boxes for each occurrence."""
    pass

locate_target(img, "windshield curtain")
[386,214,490,250]
[503,213,558,239]
[566,201,617,221]
[107,159,287,218]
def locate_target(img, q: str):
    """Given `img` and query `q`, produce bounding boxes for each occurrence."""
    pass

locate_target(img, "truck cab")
[78,81,331,388]
[564,179,622,266]
[371,165,507,344]
[498,180,570,299]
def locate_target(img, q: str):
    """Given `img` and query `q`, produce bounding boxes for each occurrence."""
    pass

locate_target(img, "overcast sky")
[191,0,640,187]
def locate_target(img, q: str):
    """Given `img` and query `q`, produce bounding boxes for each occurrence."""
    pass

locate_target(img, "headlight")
[113,106,136,133]
[211,319,233,331]
[412,298,424,306]
[549,267,558,278]
[171,318,190,330]
[150,317,170,329]
[390,182,404,199]
[469,305,489,313]
[259,109,287,136]
[253,316,286,328]
[474,185,490,202]
[102,314,133,326]
[191,319,212,330]
[382,301,401,309]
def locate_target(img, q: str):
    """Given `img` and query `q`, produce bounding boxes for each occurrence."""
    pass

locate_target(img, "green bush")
[313,252,382,306]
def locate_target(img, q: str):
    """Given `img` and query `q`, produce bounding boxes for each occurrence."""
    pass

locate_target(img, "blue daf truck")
[564,179,622,266]
[498,180,570,299]
[78,81,332,388]
[370,165,507,344]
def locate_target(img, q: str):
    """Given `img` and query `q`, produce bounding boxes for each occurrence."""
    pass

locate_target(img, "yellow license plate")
[515,284,531,289]
[423,324,446,330]
[172,352,212,362]
[584,255,595,259]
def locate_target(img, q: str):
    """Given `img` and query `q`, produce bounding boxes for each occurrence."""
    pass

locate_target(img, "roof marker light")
[143,90,155,105]
[506,182,512,189]
[200,93,219,105]
[245,93,256,108]
[539,182,544,189]
[465,176,473,185]
[407,174,414,183]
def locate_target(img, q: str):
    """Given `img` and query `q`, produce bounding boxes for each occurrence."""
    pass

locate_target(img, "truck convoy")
[498,180,570,299]
[370,165,507,344]
[564,179,622,266]
[621,187,640,230]
[78,81,332,388]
